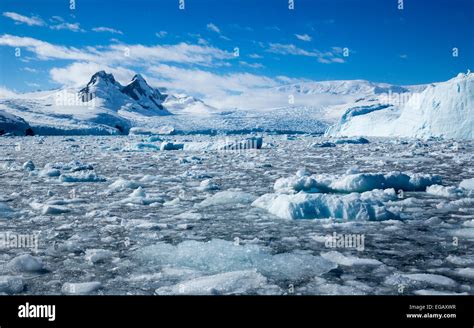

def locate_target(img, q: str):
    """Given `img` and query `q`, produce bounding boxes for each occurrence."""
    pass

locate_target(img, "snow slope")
[0,110,33,136]
[2,71,471,137]
[327,72,474,140]
[0,71,170,135]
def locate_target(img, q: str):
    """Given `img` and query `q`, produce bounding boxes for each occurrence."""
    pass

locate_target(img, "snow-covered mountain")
[327,72,474,140]
[163,94,220,116]
[0,71,472,138]
[275,79,413,96]
[0,71,172,135]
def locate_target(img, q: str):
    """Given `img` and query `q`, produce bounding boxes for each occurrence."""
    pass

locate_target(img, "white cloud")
[49,62,135,87]
[22,67,39,73]
[92,26,123,35]
[267,43,345,64]
[0,34,234,66]
[2,12,44,26]
[155,31,168,38]
[206,23,221,34]
[148,64,279,100]
[0,34,97,61]
[50,22,84,32]
[249,53,263,59]
[239,61,264,69]
[295,34,312,42]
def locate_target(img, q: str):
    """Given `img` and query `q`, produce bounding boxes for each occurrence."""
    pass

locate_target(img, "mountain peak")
[88,71,117,86]
[131,74,146,82]
[121,74,166,110]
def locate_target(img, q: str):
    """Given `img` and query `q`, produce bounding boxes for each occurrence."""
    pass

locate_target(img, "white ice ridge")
[134,239,337,282]
[252,189,398,220]
[327,71,474,139]
[273,170,441,193]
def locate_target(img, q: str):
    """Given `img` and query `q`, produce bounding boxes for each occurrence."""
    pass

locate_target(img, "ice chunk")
[22,160,35,171]
[134,142,160,151]
[385,273,457,288]
[445,255,474,266]
[160,142,184,151]
[273,171,441,194]
[49,161,93,172]
[120,187,163,205]
[0,202,15,218]
[454,268,474,279]
[39,168,61,177]
[155,270,278,295]
[252,189,397,220]
[197,179,219,192]
[7,254,44,273]
[426,184,465,197]
[198,191,257,207]
[0,276,24,294]
[134,239,336,282]
[460,178,474,190]
[414,290,468,295]
[41,205,70,215]
[108,178,140,191]
[60,172,106,183]
[85,249,115,264]
[313,141,336,148]
[62,282,102,295]
[321,251,383,266]
[334,137,370,144]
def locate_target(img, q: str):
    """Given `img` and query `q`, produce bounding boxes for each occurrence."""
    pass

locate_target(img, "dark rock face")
[0,110,33,136]
[121,74,166,110]
[78,71,167,112]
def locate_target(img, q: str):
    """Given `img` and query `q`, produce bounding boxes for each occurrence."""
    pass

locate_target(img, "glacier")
[327,72,474,140]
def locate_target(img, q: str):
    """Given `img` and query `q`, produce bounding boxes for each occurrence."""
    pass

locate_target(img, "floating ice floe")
[320,251,383,266]
[62,282,102,295]
[119,187,163,205]
[48,160,94,172]
[454,268,474,279]
[0,202,15,218]
[183,136,263,152]
[197,179,219,192]
[0,276,24,294]
[22,160,35,171]
[59,171,106,183]
[108,178,141,192]
[39,168,61,177]
[41,205,70,215]
[312,141,336,148]
[198,190,256,207]
[460,178,474,190]
[155,270,280,295]
[274,170,441,193]
[252,189,398,220]
[134,142,160,151]
[384,273,457,288]
[426,185,466,198]
[160,142,184,151]
[7,254,44,273]
[413,290,468,296]
[85,249,115,264]
[134,239,337,283]
[333,137,370,145]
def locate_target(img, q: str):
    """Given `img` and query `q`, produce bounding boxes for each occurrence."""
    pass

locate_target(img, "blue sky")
[0,0,473,98]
